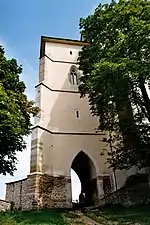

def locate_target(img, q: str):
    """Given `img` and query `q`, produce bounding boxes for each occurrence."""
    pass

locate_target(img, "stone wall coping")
[29,172,44,176]
[0,199,11,204]
[6,177,27,185]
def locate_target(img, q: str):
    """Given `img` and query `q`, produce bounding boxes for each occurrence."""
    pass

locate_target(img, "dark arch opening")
[71,151,98,206]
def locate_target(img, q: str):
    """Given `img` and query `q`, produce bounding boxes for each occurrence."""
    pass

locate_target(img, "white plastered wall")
[32,40,108,178]
[30,38,137,192]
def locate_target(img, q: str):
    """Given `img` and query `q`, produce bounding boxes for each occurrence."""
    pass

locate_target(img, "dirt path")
[65,211,101,225]
[79,214,101,225]
[64,210,142,225]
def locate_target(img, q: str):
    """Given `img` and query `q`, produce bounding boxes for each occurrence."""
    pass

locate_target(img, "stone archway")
[71,151,98,206]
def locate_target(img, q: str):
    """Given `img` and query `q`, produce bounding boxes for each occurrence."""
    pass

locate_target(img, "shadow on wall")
[30,58,106,209]
[34,59,104,176]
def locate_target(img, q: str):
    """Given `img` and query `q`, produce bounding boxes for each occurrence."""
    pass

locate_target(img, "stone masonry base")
[6,174,72,210]
[0,200,11,212]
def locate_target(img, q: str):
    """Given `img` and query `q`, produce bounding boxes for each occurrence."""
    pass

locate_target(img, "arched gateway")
[5,36,120,210]
[71,151,98,206]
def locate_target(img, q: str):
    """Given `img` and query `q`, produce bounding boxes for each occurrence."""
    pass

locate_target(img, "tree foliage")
[0,46,39,175]
[78,0,150,170]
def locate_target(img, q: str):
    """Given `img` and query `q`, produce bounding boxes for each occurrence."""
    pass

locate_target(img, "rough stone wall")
[103,176,111,195]
[0,200,11,212]
[36,174,71,209]
[6,174,72,210]
[20,179,28,209]
[5,181,14,204]
[5,178,28,210]
[25,174,37,210]
[6,173,149,210]
[14,182,22,209]
[99,182,150,206]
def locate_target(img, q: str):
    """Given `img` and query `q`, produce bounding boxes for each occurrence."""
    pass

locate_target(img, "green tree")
[78,0,150,170]
[0,46,39,175]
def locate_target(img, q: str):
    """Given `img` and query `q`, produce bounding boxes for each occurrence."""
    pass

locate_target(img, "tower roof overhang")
[40,36,89,58]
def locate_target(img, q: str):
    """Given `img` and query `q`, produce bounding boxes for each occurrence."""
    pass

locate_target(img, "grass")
[1,205,150,225]
[0,209,69,225]
[86,204,150,225]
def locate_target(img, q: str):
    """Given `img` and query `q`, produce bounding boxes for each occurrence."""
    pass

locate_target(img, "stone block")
[0,200,11,212]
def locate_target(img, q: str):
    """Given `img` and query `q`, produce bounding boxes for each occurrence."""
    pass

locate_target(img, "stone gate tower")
[5,36,150,210]
[28,36,110,208]
[6,36,120,210]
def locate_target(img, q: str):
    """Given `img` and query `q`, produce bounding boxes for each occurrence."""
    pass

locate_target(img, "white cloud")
[0,38,35,199]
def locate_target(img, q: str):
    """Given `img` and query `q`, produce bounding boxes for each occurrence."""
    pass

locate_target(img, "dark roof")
[40,36,89,58]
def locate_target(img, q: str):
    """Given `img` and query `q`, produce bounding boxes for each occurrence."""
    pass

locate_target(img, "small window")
[71,71,78,85]
[70,51,72,55]
[69,65,79,85]
[75,110,80,119]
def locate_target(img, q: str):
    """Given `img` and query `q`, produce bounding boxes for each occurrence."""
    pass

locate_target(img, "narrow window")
[71,71,75,85]
[69,65,79,85]
[74,73,78,85]
[75,110,80,119]
[70,51,72,55]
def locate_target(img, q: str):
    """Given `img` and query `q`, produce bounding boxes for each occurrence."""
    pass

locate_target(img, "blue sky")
[0,0,108,200]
